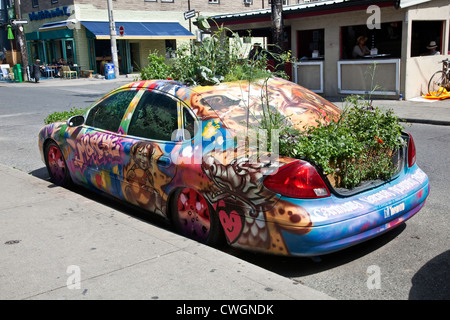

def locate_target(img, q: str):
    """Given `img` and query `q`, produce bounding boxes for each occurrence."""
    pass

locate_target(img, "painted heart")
[219,209,243,244]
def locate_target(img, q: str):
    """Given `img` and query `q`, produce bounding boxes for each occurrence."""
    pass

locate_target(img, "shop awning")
[39,20,77,32]
[81,21,195,40]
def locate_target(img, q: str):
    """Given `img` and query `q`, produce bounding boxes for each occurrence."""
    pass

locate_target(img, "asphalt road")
[1,81,448,300]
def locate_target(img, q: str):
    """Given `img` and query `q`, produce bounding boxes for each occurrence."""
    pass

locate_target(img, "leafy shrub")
[139,21,292,86]
[279,96,406,189]
[139,50,173,80]
[44,107,88,125]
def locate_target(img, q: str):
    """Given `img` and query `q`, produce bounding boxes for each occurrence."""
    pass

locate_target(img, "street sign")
[119,25,124,36]
[10,19,29,26]
[184,9,196,20]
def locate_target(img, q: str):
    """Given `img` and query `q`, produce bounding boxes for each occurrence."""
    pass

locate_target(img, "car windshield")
[190,78,341,133]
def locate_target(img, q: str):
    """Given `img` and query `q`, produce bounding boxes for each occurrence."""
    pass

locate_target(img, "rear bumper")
[281,176,429,256]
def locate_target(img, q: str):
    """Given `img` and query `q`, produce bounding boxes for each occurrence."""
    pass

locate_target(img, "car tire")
[44,141,72,187]
[171,187,225,247]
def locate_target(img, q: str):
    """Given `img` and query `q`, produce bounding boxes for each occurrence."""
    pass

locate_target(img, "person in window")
[352,36,370,58]
[248,43,263,61]
[425,41,440,55]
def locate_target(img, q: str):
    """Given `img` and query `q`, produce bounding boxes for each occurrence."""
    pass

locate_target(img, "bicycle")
[428,58,450,97]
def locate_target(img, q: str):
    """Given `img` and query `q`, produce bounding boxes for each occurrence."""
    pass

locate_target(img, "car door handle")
[157,156,171,167]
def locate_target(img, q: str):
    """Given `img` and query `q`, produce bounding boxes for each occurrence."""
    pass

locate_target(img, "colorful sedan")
[38,78,429,256]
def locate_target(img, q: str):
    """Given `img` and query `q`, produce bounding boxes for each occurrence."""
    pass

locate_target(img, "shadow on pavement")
[28,166,407,279]
[409,250,450,300]
[223,224,406,278]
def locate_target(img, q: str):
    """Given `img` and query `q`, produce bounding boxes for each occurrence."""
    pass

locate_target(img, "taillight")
[407,132,416,167]
[264,160,330,199]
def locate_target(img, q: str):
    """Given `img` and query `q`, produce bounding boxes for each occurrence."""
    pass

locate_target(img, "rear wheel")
[171,188,224,247]
[45,141,71,187]
[428,71,447,96]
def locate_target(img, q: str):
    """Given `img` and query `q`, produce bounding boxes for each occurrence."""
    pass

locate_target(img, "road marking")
[0,112,37,118]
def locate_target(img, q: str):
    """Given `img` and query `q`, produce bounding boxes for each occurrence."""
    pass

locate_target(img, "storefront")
[23,4,195,76]
[211,0,450,100]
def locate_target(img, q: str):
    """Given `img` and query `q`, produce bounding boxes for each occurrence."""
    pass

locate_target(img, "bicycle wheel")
[428,71,447,96]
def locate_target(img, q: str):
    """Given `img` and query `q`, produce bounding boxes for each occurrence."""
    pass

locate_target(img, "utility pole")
[107,0,120,79]
[270,0,284,72]
[14,0,29,81]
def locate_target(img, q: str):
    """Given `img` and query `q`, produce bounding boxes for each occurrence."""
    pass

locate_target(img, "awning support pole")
[107,0,120,78]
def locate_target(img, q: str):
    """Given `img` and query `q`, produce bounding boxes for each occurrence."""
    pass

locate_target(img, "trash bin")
[104,63,115,80]
[13,64,23,83]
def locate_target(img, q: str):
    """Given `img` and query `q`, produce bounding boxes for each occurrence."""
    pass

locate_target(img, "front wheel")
[171,188,224,247]
[428,71,447,96]
[44,141,72,187]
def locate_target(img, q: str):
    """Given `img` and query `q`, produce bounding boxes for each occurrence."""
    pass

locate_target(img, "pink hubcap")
[48,146,66,184]
[177,188,211,242]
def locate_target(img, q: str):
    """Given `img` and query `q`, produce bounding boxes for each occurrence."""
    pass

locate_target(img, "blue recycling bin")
[104,63,115,80]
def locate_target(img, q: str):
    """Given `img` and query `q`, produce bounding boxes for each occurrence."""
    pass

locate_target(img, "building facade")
[19,0,277,75]
[212,0,450,100]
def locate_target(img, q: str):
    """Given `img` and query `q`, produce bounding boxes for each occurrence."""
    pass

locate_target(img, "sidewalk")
[328,96,450,126]
[0,73,134,87]
[0,163,333,300]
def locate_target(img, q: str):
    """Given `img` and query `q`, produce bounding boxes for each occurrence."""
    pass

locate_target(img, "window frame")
[126,90,182,143]
[181,106,199,141]
[84,90,138,133]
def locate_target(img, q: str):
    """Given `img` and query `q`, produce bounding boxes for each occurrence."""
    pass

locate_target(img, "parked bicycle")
[428,59,450,97]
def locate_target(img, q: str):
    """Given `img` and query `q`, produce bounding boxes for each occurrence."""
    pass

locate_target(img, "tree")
[270,0,284,72]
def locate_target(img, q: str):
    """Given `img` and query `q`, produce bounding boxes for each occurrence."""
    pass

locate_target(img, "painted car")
[38,78,429,256]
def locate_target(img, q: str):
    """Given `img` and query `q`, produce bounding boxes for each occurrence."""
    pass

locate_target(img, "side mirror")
[67,115,85,127]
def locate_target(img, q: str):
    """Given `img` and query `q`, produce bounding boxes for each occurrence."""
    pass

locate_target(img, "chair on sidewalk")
[62,65,77,79]
[44,65,55,78]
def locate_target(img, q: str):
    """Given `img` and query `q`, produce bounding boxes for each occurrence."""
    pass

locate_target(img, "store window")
[297,29,324,60]
[341,21,402,59]
[410,20,443,57]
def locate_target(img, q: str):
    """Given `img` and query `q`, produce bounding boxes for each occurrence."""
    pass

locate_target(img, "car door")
[71,89,139,195]
[121,90,181,217]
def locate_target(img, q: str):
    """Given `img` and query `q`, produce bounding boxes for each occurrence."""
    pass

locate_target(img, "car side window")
[85,90,137,132]
[183,108,198,140]
[127,91,179,141]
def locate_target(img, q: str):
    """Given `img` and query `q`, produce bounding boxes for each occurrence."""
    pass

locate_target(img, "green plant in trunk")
[278,96,405,189]
[139,50,173,80]
[139,18,294,85]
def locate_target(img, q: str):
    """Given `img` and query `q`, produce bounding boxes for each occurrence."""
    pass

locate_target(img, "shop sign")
[28,6,72,21]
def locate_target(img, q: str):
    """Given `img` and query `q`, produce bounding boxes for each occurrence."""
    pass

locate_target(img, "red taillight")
[407,132,416,167]
[264,160,330,199]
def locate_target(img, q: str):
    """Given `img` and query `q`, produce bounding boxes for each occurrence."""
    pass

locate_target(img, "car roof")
[117,78,341,132]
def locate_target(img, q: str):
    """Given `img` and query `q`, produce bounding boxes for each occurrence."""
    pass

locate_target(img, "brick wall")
[74,0,265,13]
[21,0,74,14]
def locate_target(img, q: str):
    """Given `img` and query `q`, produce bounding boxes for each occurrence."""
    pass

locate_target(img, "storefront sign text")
[28,6,72,21]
